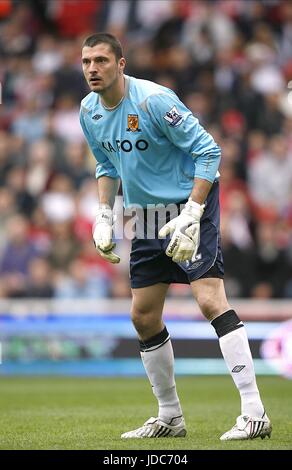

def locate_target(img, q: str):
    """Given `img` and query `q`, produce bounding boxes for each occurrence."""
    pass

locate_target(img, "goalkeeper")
[80,33,271,441]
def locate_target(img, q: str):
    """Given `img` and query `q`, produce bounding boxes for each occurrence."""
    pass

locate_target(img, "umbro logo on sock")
[232,365,246,373]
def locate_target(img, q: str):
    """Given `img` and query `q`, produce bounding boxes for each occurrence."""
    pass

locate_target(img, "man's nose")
[88,62,98,73]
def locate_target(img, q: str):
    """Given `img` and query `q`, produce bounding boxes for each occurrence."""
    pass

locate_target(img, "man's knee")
[131,304,154,329]
[192,279,230,321]
[196,293,230,321]
[131,301,162,337]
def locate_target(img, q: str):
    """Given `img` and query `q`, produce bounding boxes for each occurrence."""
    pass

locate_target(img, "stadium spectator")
[0,214,40,297]
[47,219,80,271]
[251,221,291,298]
[25,256,54,298]
[54,258,109,298]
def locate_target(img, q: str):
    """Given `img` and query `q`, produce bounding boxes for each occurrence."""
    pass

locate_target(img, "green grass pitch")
[0,376,291,450]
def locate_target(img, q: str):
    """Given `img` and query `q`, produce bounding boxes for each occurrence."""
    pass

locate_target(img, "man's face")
[82,43,124,93]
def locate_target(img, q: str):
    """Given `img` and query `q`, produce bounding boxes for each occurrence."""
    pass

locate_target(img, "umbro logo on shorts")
[187,260,204,269]
[232,365,246,373]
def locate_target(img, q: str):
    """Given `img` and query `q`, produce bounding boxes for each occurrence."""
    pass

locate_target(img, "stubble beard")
[95,72,119,97]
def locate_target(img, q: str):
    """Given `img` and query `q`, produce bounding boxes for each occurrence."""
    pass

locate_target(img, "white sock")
[140,332,183,424]
[219,327,265,417]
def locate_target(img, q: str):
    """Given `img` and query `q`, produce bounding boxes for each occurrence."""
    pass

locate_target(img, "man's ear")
[119,57,126,74]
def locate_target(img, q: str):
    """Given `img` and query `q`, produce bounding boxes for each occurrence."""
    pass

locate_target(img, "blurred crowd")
[0,0,292,300]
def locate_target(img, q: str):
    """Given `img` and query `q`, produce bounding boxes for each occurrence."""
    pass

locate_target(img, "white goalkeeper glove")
[93,205,120,264]
[158,198,205,263]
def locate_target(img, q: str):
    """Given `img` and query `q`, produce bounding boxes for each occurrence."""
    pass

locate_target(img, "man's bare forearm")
[189,177,213,205]
[97,176,120,208]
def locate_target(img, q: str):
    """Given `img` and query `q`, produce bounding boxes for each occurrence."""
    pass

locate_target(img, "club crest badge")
[163,106,183,127]
[127,114,141,132]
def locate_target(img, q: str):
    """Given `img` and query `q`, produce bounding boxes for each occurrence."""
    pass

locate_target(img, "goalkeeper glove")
[158,198,205,263]
[93,205,120,264]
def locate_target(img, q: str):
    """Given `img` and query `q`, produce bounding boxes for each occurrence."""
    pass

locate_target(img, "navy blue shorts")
[130,180,224,289]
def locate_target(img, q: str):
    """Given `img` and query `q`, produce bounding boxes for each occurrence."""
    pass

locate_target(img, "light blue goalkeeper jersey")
[80,75,221,208]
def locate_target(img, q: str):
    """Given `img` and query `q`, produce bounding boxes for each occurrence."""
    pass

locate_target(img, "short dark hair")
[82,33,123,61]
